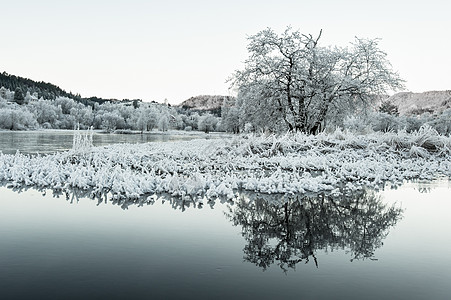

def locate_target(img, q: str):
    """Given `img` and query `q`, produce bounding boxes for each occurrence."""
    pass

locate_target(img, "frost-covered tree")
[29,100,63,128]
[54,97,77,114]
[198,114,218,133]
[134,105,158,132]
[100,111,124,132]
[182,112,200,130]
[0,87,12,101]
[0,108,38,130]
[231,27,404,133]
[158,114,169,132]
[70,106,94,129]
[222,106,241,133]
[174,115,185,130]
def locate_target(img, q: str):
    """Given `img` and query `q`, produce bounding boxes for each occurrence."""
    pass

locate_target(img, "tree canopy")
[231,27,404,133]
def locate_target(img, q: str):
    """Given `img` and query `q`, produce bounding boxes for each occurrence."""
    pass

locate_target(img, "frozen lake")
[0,131,450,299]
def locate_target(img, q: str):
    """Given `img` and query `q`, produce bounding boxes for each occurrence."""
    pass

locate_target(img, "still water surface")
[0,130,216,155]
[0,131,450,299]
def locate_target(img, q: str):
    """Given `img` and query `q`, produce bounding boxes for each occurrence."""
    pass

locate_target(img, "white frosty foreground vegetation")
[0,126,450,201]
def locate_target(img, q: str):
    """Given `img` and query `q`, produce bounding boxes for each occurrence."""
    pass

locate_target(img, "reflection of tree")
[226,191,403,272]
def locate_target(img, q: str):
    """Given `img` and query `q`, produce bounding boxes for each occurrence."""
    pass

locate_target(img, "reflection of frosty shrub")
[226,191,403,271]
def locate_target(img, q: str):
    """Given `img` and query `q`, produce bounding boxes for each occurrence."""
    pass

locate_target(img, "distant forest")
[0,71,226,133]
[0,71,142,106]
[1,70,450,135]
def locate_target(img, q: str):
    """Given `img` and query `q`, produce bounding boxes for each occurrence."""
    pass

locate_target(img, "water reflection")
[3,183,231,211]
[226,191,403,272]
[3,183,403,273]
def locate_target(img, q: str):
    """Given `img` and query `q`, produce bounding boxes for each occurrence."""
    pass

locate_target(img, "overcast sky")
[1,0,450,104]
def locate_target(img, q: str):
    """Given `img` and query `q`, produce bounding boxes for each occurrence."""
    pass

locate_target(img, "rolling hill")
[386,90,451,115]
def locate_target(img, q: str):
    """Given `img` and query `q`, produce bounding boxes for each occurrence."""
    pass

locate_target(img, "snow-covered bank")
[0,126,450,200]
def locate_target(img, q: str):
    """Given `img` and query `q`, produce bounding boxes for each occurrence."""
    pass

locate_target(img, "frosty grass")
[1,126,450,201]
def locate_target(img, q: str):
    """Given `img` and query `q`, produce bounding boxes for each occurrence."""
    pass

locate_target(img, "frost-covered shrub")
[184,126,192,131]
[41,122,52,129]
[427,109,451,136]
[343,115,373,134]
[0,87,14,101]
[370,112,402,132]
[72,127,94,152]
[0,96,7,108]
[244,123,255,133]
[399,115,426,133]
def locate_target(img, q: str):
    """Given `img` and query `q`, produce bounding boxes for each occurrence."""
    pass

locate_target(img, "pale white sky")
[1,0,450,104]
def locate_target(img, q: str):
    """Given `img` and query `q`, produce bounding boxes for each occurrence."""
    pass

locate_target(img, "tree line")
[0,89,222,133]
[2,83,450,135]
[0,71,142,106]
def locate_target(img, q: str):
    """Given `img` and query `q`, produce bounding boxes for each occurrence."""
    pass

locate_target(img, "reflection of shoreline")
[0,180,444,211]
[226,190,403,272]
[0,183,235,211]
